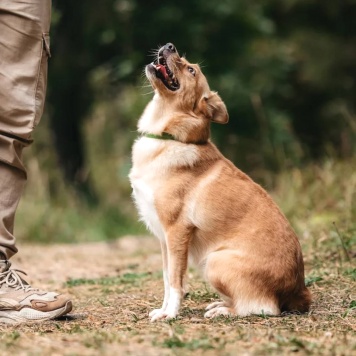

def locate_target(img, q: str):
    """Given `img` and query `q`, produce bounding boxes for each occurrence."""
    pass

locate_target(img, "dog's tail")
[282,287,312,313]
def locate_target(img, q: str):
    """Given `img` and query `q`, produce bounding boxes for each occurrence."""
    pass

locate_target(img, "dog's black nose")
[165,43,176,52]
[159,43,177,57]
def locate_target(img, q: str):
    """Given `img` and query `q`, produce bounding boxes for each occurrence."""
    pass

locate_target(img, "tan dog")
[129,43,311,321]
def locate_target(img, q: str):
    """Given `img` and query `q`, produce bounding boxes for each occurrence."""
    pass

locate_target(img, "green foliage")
[48,0,355,186]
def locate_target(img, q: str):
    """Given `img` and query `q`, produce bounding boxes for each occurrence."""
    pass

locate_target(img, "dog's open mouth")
[153,56,180,91]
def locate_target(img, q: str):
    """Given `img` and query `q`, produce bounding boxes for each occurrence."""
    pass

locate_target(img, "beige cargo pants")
[0,0,51,258]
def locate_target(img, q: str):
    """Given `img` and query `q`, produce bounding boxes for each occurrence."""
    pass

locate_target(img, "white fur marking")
[165,287,181,316]
[235,299,280,316]
[131,178,165,240]
[204,306,232,318]
[161,269,170,310]
[149,288,182,321]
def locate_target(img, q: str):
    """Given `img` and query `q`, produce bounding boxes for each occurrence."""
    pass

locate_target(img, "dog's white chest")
[129,138,167,241]
[130,175,165,240]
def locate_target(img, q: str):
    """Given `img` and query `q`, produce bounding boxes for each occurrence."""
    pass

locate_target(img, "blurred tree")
[48,0,356,200]
[49,0,132,203]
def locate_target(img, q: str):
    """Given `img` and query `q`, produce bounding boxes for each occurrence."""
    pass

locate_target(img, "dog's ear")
[198,91,229,124]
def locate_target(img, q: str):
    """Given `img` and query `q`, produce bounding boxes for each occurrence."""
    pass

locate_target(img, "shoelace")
[0,268,37,292]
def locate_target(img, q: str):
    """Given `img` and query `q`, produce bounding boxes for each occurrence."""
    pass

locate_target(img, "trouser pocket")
[33,33,51,128]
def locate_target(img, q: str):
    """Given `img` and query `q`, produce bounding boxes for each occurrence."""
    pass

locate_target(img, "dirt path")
[12,235,161,287]
[1,236,355,356]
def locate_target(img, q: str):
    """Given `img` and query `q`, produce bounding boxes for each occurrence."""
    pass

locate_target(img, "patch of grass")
[1,331,21,348]
[342,300,356,317]
[161,335,185,348]
[305,275,323,286]
[83,331,119,349]
[187,289,220,303]
[343,268,356,281]
[66,272,151,287]
[156,327,215,351]
[161,336,214,351]
[349,300,356,308]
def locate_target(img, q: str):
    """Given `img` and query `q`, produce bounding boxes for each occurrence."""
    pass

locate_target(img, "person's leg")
[0,0,72,324]
[0,0,51,258]
[0,161,26,258]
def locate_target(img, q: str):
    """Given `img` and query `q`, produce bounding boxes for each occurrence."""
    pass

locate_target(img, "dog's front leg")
[149,240,170,319]
[150,228,190,321]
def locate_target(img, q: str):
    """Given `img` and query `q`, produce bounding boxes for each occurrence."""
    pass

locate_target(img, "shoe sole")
[0,300,73,325]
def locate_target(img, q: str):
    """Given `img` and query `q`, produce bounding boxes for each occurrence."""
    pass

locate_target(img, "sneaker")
[0,259,72,324]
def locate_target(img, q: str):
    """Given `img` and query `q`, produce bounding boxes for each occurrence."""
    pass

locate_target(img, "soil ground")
[0,235,355,356]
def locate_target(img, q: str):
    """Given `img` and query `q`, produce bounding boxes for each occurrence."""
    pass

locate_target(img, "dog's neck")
[138,95,171,134]
[138,94,211,144]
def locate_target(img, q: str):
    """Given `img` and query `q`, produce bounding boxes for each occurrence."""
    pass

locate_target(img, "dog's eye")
[188,66,196,76]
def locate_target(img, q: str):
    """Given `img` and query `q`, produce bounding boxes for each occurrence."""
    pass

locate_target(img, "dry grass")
[0,232,355,356]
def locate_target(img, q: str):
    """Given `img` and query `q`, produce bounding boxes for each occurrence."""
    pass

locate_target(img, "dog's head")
[145,43,228,125]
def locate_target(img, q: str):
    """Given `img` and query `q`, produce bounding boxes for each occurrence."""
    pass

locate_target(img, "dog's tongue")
[157,64,168,79]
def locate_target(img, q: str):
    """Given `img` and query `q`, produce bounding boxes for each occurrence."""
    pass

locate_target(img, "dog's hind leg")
[204,250,280,318]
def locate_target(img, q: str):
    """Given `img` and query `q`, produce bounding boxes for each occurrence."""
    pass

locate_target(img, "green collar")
[142,132,207,145]
[143,132,176,141]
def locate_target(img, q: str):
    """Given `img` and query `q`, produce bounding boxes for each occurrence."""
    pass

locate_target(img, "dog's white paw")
[149,308,164,318]
[205,301,226,311]
[204,306,233,318]
[149,308,177,322]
